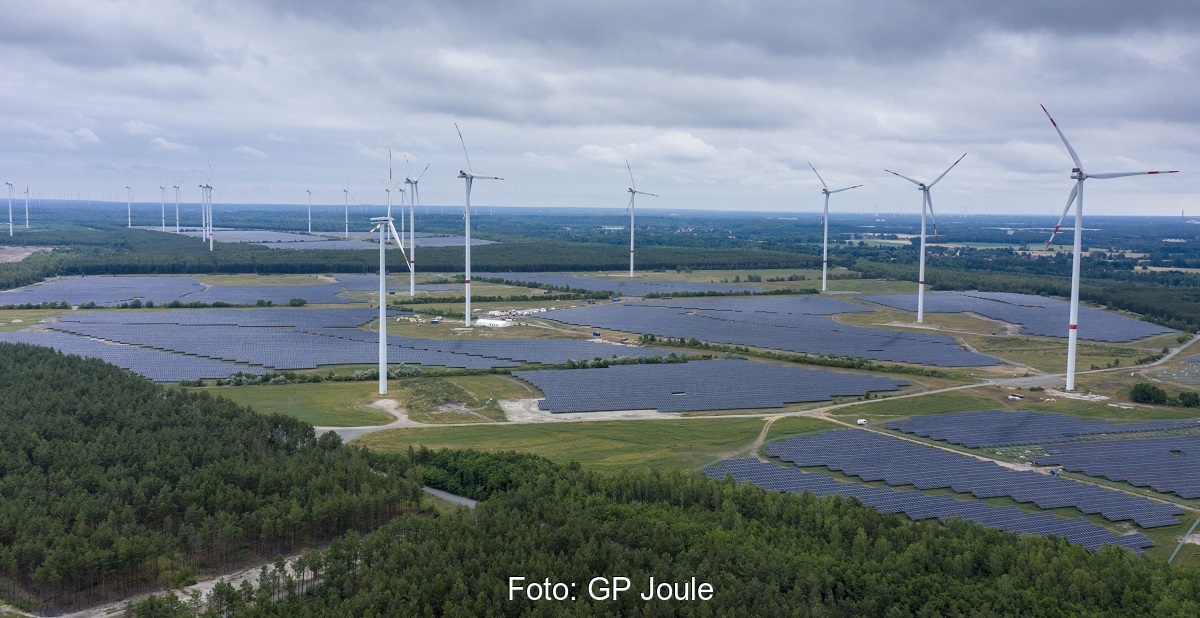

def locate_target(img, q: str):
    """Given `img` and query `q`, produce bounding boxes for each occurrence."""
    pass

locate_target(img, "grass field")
[215,381,395,426]
[829,391,1003,419]
[356,417,768,471]
[0,308,70,331]
[764,416,840,441]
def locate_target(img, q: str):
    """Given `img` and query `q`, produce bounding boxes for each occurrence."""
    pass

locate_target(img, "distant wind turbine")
[24,186,29,229]
[306,189,313,234]
[343,179,350,238]
[369,215,414,395]
[159,185,167,232]
[808,163,862,292]
[173,183,181,233]
[404,156,429,297]
[1040,105,1178,391]
[455,123,502,327]
[625,160,658,278]
[199,183,214,251]
[884,153,967,323]
[125,185,132,228]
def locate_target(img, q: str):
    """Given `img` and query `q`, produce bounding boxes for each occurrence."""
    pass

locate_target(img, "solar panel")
[705,458,1152,553]
[886,409,1195,448]
[1036,436,1200,499]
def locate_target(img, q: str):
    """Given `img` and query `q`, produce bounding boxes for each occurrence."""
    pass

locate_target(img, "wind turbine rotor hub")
[1071,169,1085,180]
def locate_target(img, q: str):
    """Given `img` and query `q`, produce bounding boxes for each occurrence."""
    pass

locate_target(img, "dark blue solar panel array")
[1036,437,1200,499]
[861,291,1173,342]
[766,430,1181,528]
[0,275,368,306]
[545,298,997,367]
[36,308,663,372]
[886,409,1195,448]
[477,272,761,296]
[0,276,205,306]
[0,331,263,382]
[514,359,907,413]
[705,458,1152,553]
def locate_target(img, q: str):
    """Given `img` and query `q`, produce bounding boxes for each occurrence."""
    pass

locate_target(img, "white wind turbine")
[404,156,429,297]
[159,185,167,232]
[455,123,502,327]
[343,181,350,238]
[199,183,214,251]
[808,163,862,292]
[173,183,181,233]
[1040,105,1178,391]
[125,185,132,228]
[884,153,967,323]
[625,160,657,278]
[370,215,414,395]
[306,189,313,234]
[4,182,12,236]
[24,186,29,229]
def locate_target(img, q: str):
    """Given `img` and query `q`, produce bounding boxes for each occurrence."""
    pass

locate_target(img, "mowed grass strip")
[356,418,767,471]
[215,381,394,427]
[830,392,1001,418]
[765,417,841,441]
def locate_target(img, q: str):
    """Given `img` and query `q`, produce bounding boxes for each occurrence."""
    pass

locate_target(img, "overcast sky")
[2,0,1198,216]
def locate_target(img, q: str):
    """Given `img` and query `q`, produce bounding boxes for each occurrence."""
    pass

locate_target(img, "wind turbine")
[625,160,658,278]
[173,183,181,233]
[125,185,132,228]
[884,153,967,323]
[159,185,167,232]
[343,180,350,238]
[4,182,12,236]
[23,186,29,229]
[1040,105,1178,391]
[455,123,502,327]
[808,163,862,292]
[199,183,214,251]
[306,189,313,234]
[369,215,414,395]
[404,156,429,297]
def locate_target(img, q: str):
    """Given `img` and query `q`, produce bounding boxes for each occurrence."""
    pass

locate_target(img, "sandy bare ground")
[0,247,52,263]
[499,398,672,423]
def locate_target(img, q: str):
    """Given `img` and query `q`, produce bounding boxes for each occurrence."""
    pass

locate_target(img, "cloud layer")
[1,1,1197,214]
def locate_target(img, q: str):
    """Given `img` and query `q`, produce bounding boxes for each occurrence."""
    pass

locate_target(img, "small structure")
[475,318,513,328]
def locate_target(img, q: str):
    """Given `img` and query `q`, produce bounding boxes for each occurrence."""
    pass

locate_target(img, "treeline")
[0,343,423,613]
[0,226,820,292]
[132,448,1200,616]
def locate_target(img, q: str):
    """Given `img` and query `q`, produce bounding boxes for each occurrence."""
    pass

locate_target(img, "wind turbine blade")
[1089,170,1179,179]
[389,148,393,181]
[926,191,939,238]
[828,184,863,194]
[633,190,659,198]
[416,163,430,182]
[808,163,829,191]
[884,169,923,186]
[404,154,412,180]
[1045,184,1079,250]
[387,223,413,271]
[454,123,473,173]
[626,159,637,191]
[1041,105,1083,170]
[928,153,967,188]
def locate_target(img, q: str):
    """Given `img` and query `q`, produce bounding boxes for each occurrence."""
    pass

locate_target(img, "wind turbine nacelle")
[1071,168,1084,179]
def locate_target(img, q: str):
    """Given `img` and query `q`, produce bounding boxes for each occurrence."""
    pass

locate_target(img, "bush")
[1179,391,1200,408]
[1130,383,1169,405]
[287,297,308,306]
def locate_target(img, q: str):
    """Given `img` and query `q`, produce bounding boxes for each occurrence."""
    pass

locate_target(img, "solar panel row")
[0,331,264,382]
[545,299,997,367]
[477,272,762,296]
[0,276,366,306]
[766,430,1181,528]
[705,458,1151,553]
[514,359,907,413]
[860,291,1173,342]
[1036,436,1200,499]
[886,409,1195,448]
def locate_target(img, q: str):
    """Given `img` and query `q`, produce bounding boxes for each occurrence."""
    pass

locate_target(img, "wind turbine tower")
[343,185,350,238]
[199,183,214,251]
[370,215,413,395]
[884,153,967,323]
[1040,105,1177,391]
[159,186,167,232]
[306,189,313,234]
[455,124,502,326]
[173,183,181,233]
[809,163,862,292]
[24,186,29,229]
[404,157,429,297]
[625,160,658,278]
[126,185,132,228]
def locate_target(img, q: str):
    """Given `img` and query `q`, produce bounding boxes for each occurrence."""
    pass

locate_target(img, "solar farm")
[478,272,762,296]
[514,359,907,413]
[177,228,495,249]
[885,409,1196,448]
[544,296,999,367]
[860,291,1174,342]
